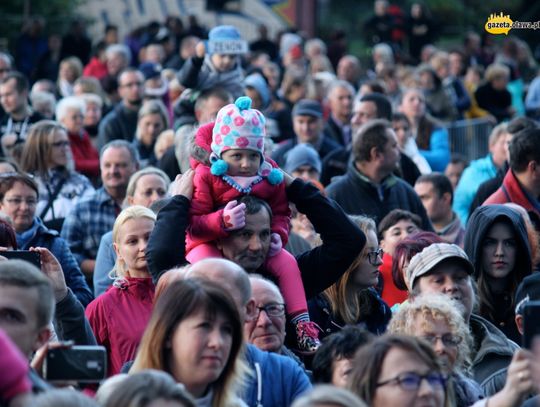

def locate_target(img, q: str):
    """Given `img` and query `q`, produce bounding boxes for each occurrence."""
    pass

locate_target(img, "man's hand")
[170,169,195,200]
[195,42,206,58]
[222,200,246,231]
[30,247,68,303]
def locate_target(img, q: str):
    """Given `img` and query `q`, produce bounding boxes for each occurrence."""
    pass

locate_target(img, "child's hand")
[195,42,206,58]
[223,200,246,231]
[268,233,282,257]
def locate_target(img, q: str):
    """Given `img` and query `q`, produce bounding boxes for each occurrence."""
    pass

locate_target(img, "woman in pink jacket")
[85,206,156,375]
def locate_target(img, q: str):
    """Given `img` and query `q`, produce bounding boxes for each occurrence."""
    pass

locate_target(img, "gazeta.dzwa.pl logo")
[485,12,513,35]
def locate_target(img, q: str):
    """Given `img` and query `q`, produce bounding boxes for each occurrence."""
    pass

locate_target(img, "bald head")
[250,275,284,303]
[187,258,252,309]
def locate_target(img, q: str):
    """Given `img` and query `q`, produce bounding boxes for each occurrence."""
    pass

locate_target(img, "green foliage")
[317,0,527,60]
[0,0,86,50]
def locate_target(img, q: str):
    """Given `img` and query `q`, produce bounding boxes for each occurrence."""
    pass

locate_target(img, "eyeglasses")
[3,197,37,207]
[255,303,286,318]
[367,248,384,265]
[420,334,463,347]
[51,140,70,148]
[120,81,143,88]
[377,372,447,391]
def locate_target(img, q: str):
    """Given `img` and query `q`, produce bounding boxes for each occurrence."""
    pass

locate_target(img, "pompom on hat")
[211,96,282,184]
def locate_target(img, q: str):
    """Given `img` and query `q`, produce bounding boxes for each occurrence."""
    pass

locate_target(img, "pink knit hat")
[210,96,282,184]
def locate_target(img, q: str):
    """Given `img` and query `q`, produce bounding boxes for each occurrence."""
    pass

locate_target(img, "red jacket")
[69,130,100,178]
[83,57,108,79]
[379,253,408,307]
[85,277,154,376]
[187,163,290,254]
[483,169,540,219]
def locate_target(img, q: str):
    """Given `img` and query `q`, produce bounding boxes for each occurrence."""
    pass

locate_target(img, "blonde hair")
[388,294,472,373]
[125,166,171,204]
[111,205,156,281]
[485,63,510,82]
[488,122,508,147]
[323,215,377,324]
[430,51,450,72]
[59,56,83,80]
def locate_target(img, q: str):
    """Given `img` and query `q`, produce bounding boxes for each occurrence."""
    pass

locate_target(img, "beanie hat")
[244,73,271,110]
[284,143,322,174]
[211,96,282,184]
[207,25,247,55]
[139,62,162,80]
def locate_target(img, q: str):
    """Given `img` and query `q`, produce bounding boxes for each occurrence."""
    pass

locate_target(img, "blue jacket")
[453,154,498,225]
[93,231,115,297]
[244,344,311,407]
[418,127,450,172]
[17,217,93,307]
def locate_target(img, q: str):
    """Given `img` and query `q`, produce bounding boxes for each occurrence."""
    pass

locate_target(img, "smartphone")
[44,346,107,383]
[522,301,540,349]
[2,250,41,268]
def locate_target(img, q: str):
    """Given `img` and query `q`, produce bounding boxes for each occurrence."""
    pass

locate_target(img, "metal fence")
[446,118,494,162]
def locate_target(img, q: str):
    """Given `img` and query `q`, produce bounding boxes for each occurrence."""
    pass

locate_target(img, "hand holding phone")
[1,250,41,268]
[44,345,107,383]
[30,247,67,302]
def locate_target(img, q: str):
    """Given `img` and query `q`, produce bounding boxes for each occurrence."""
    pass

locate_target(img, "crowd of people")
[1,4,540,407]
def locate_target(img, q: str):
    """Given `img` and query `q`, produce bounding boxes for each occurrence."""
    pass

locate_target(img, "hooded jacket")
[85,277,154,376]
[469,314,519,396]
[464,204,532,342]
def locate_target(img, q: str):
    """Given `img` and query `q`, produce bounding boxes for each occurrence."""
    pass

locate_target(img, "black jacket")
[464,204,532,342]
[321,146,420,186]
[157,146,181,181]
[146,179,366,300]
[326,161,432,230]
[54,288,97,346]
[97,103,139,149]
[323,115,348,147]
[308,288,391,341]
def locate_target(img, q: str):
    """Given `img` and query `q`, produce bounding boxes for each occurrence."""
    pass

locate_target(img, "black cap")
[292,99,323,118]
[515,273,540,315]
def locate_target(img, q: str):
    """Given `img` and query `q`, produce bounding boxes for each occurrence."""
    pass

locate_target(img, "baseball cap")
[515,273,540,315]
[292,99,323,118]
[406,243,474,291]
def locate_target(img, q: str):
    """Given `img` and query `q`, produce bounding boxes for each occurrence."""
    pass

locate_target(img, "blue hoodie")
[243,344,311,407]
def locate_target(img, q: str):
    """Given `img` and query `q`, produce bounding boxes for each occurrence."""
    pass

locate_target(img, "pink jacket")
[187,163,290,253]
[0,328,30,401]
[85,277,154,376]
